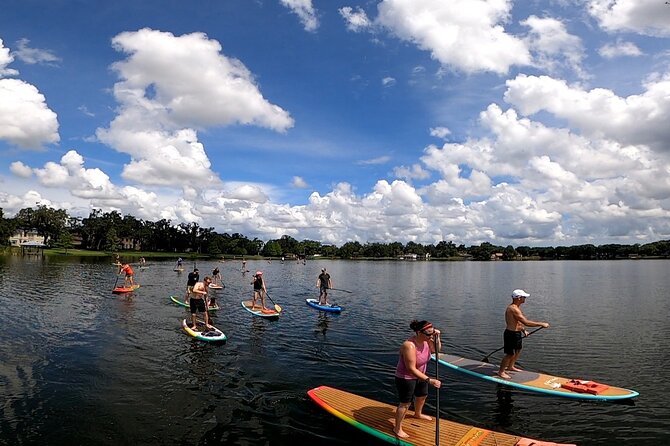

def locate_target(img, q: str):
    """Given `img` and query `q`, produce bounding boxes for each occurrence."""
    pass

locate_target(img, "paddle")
[481,326,545,363]
[329,288,352,293]
[265,291,282,313]
[112,275,120,291]
[434,335,440,446]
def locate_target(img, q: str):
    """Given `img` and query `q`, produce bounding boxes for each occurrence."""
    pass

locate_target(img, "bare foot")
[414,413,432,421]
[497,372,512,379]
[510,366,523,372]
[190,325,198,330]
[393,428,409,439]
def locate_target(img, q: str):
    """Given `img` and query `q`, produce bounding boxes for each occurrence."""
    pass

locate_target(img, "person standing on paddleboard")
[190,277,213,330]
[184,268,199,304]
[251,271,267,310]
[118,263,135,288]
[316,268,332,305]
[497,289,550,379]
[393,320,442,440]
[212,267,222,287]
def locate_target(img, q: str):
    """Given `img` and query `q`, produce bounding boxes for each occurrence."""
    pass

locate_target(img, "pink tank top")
[395,338,430,379]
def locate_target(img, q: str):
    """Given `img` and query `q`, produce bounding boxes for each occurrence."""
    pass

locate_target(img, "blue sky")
[1,0,670,246]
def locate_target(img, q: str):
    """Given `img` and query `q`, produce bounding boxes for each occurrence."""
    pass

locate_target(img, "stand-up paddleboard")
[169,296,218,311]
[307,386,575,446]
[174,268,184,272]
[181,319,226,342]
[209,283,224,290]
[112,284,140,294]
[432,353,638,401]
[306,298,342,313]
[241,300,280,318]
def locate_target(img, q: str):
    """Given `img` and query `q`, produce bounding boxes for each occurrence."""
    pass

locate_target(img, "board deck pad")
[434,354,638,401]
[307,386,574,446]
[181,319,226,342]
[241,300,280,317]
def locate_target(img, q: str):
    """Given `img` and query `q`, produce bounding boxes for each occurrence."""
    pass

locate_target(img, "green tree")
[262,240,282,256]
[0,208,17,246]
[53,230,75,253]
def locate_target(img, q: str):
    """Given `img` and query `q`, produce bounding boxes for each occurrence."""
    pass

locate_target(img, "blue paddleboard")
[306,298,342,313]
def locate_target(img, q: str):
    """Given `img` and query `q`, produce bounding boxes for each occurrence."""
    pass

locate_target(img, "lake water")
[0,255,668,445]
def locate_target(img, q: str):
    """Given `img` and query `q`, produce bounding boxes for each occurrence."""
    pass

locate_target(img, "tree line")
[1,206,669,260]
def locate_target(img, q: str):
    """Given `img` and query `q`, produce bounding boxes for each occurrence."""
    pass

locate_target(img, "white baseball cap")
[512,289,530,298]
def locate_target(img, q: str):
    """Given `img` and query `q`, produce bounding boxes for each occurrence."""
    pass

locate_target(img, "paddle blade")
[274,304,282,313]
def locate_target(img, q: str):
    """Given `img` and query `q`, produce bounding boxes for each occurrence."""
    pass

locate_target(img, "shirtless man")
[190,277,213,330]
[497,289,549,379]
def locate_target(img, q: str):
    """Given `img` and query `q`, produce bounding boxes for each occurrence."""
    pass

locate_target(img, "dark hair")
[410,320,430,332]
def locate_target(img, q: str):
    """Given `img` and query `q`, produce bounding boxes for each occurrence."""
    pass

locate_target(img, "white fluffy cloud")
[96,28,294,187]
[280,0,319,32]
[0,40,59,149]
[522,15,586,78]
[372,0,531,74]
[503,74,670,152]
[588,0,670,37]
[339,6,372,32]
[598,39,643,58]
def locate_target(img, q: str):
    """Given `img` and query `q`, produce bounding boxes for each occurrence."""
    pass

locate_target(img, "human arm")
[400,341,441,388]
[512,306,549,329]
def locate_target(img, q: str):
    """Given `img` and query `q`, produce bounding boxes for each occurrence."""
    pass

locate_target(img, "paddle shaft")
[434,336,440,446]
[265,291,282,312]
[113,275,120,290]
[329,288,352,293]
[481,326,545,362]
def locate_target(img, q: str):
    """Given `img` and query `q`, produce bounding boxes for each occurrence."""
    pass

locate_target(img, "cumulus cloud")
[503,73,670,152]
[280,0,319,32]
[13,38,61,65]
[371,0,531,74]
[0,39,18,76]
[393,163,431,181]
[0,81,59,149]
[339,6,372,32]
[522,15,587,78]
[588,0,670,37]
[598,39,643,58]
[96,28,294,187]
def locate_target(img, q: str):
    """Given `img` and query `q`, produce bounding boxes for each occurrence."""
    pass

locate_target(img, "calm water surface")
[0,255,668,445]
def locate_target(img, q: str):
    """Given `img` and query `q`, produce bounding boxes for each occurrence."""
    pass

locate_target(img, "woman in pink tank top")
[393,320,442,439]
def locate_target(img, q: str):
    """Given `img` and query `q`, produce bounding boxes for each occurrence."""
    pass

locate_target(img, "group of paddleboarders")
[393,288,549,440]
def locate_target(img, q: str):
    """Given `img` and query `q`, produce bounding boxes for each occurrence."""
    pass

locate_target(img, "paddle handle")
[434,336,440,446]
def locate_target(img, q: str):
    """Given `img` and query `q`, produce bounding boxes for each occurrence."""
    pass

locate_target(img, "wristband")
[424,377,430,383]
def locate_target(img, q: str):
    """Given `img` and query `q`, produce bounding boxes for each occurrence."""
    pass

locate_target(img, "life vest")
[561,379,610,395]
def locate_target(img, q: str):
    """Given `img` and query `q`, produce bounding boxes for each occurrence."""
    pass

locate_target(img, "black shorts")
[395,377,429,404]
[503,329,523,355]
[190,298,206,314]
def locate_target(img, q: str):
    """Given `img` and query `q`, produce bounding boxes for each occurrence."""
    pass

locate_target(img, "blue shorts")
[395,377,428,404]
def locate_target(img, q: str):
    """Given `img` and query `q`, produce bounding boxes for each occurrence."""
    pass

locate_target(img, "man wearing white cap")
[497,289,549,379]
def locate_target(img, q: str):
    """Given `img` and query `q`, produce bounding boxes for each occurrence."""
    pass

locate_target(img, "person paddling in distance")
[184,268,199,304]
[212,267,223,287]
[316,268,332,305]
[497,289,550,379]
[393,320,442,439]
[117,262,135,288]
[251,271,267,310]
[190,277,213,330]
